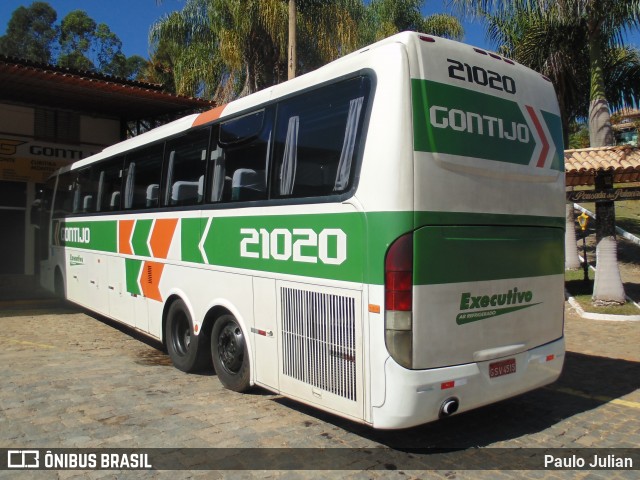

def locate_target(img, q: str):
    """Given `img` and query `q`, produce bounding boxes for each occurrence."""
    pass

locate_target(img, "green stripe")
[199,213,367,283]
[58,220,117,252]
[541,110,565,172]
[131,219,152,257]
[412,79,564,172]
[415,211,565,229]
[181,217,205,264]
[414,225,564,285]
[58,211,564,286]
[125,259,142,295]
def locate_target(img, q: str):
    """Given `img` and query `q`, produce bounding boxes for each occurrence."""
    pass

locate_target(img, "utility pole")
[288,0,296,80]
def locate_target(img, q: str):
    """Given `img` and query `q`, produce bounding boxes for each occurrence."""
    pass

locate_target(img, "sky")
[1,0,639,60]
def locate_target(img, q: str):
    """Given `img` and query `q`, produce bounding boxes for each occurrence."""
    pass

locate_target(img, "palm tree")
[152,0,463,98]
[360,0,463,45]
[455,0,640,305]
[151,0,364,101]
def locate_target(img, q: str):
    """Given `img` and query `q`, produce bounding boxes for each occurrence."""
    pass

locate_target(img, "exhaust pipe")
[439,397,459,418]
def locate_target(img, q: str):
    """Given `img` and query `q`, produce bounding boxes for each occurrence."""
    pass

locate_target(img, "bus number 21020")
[240,228,347,265]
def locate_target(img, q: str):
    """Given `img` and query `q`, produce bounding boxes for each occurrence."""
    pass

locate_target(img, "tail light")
[384,232,413,368]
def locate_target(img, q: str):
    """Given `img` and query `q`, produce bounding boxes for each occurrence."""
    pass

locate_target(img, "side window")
[123,144,164,210]
[74,167,99,213]
[53,172,74,217]
[272,76,370,198]
[95,157,124,212]
[163,129,209,206]
[210,110,272,203]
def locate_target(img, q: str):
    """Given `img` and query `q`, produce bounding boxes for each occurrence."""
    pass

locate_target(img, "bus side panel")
[276,280,364,421]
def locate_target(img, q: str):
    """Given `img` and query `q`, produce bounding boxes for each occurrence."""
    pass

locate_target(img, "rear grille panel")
[281,287,356,401]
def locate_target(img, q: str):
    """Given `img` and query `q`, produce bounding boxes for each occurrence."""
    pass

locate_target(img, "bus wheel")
[165,299,209,373]
[211,314,250,392]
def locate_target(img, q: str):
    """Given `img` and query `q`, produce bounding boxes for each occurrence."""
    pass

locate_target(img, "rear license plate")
[489,358,516,378]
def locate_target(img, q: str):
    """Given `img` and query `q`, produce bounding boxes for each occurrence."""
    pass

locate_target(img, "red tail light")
[384,233,414,369]
[385,233,413,311]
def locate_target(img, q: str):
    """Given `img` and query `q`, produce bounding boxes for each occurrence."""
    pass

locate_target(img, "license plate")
[489,358,516,378]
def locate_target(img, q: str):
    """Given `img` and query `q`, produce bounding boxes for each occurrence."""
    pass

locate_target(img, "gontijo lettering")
[429,105,530,144]
[61,227,90,244]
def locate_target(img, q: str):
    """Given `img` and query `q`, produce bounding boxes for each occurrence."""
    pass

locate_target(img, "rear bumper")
[371,337,565,429]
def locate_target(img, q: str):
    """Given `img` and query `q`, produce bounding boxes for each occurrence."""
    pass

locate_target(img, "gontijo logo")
[61,226,91,244]
[429,106,530,144]
[412,79,562,171]
[456,287,541,325]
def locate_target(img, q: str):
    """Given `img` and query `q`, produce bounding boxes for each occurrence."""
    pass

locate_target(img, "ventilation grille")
[281,287,356,401]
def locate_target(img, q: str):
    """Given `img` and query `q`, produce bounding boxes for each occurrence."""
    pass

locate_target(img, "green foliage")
[0,2,57,63]
[568,122,590,149]
[0,2,147,80]
[459,0,640,146]
[150,0,464,100]
[361,0,462,44]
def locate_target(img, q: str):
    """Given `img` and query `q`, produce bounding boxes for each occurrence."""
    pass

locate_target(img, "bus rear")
[374,34,565,428]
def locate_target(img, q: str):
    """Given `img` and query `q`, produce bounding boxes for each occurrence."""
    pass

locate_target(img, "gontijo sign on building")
[0,136,97,183]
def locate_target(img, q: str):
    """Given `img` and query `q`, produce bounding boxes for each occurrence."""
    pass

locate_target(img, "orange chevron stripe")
[119,220,135,255]
[150,218,178,259]
[192,104,226,127]
[140,261,164,302]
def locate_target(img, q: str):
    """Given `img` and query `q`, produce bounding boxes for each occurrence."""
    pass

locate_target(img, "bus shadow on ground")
[274,351,640,449]
[0,299,75,318]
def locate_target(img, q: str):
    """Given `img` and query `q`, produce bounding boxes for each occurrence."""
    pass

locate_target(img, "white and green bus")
[35,32,565,429]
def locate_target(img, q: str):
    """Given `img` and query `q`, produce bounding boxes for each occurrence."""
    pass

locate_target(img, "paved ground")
[0,281,638,479]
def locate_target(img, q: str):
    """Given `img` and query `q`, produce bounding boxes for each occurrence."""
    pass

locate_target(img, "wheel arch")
[54,265,65,297]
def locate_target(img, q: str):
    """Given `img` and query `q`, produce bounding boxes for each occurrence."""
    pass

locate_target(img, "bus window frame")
[48,69,376,218]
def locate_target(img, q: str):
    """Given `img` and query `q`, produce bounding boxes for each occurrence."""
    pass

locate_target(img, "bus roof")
[65,31,529,174]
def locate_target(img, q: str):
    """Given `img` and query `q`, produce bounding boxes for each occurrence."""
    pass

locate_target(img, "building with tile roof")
[0,55,213,275]
[565,145,640,186]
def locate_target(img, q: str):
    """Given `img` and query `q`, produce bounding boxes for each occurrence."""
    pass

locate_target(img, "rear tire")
[165,299,210,373]
[211,314,250,392]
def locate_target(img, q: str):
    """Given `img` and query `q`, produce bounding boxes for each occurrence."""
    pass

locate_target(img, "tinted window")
[95,157,124,212]
[123,145,164,210]
[73,167,100,213]
[164,129,209,206]
[272,77,370,198]
[53,172,74,217]
[210,110,272,203]
[220,111,264,144]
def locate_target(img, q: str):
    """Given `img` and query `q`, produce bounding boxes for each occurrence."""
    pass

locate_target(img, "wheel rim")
[217,321,245,374]
[171,312,191,356]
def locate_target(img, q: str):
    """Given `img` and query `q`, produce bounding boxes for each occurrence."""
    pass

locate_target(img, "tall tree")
[482,2,640,145]
[151,0,462,99]
[0,2,57,63]
[361,0,463,45]
[150,0,364,101]
[57,10,97,70]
